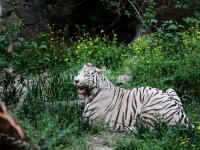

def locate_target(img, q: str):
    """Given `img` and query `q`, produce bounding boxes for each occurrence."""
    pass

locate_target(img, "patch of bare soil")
[86,131,131,150]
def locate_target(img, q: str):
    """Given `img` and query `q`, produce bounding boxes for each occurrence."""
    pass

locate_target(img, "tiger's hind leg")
[165,88,183,110]
[165,89,189,125]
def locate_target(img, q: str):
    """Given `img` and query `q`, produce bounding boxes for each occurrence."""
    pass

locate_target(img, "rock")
[15,0,45,37]
[16,0,42,25]
[117,74,131,84]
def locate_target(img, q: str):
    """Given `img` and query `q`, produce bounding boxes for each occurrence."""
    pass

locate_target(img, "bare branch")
[127,0,145,24]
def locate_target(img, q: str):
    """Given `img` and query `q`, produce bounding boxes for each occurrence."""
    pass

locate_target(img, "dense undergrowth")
[1,14,200,150]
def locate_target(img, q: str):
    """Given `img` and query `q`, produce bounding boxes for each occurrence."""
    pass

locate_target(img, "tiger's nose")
[74,79,80,84]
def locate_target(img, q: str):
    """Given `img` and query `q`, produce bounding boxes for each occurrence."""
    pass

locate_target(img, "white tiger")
[74,63,188,130]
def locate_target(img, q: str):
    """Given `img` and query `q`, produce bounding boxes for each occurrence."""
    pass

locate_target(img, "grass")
[1,18,200,149]
[8,68,199,150]
[116,122,200,150]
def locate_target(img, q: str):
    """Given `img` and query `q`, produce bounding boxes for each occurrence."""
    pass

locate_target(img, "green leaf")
[39,44,48,50]
[168,24,178,30]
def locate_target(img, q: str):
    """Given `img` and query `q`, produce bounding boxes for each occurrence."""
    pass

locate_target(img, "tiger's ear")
[0,101,7,113]
[85,61,93,67]
[96,66,106,74]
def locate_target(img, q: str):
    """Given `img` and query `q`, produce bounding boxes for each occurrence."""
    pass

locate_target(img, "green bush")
[116,123,200,150]
[14,72,91,149]
[0,19,23,68]
[73,33,133,70]
[121,27,200,102]
[1,6,200,149]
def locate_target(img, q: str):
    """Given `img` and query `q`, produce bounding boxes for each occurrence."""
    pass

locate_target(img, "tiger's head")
[74,62,105,97]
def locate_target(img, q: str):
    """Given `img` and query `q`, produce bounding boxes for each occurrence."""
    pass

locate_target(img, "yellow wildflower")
[64,57,68,62]
[77,45,80,49]
[180,141,186,145]
[180,140,188,145]
[197,125,200,130]
[88,41,93,46]
[95,37,99,42]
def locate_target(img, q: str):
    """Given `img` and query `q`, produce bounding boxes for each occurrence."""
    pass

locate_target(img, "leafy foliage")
[117,123,200,150]
[0,0,200,149]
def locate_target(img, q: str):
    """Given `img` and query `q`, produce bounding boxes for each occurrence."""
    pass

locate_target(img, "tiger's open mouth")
[77,86,89,96]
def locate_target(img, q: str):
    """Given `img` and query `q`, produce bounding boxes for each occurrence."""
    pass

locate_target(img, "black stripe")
[141,116,155,126]
[89,112,100,121]
[110,88,121,111]
[105,88,121,122]
[168,90,174,94]
[114,92,125,128]
[143,91,155,106]
[165,110,178,120]
[178,110,184,123]
[131,95,137,117]
[125,90,132,119]
[87,89,100,103]
[104,88,116,111]
[108,113,112,122]
[167,116,174,123]
[144,98,165,108]
[85,110,98,120]
[109,81,112,89]
[165,102,177,109]
[117,125,121,130]
[141,87,147,103]
[151,96,167,102]
[122,112,125,126]
[163,108,176,117]
[89,98,99,106]
[128,113,133,126]
[142,92,164,109]
[163,102,174,110]
[184,116,188,124]
[141,108,162,114]
[135,88,139,95]
[162,99,174,104]
[139,89,142,103]
[83,106,97,114]
[141,112,158,118]
[134,89,138,108]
